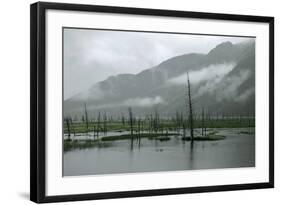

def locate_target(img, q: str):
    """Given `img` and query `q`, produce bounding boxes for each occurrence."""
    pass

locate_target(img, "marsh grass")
[239,131,255,135]
[64,132,226,151]
[64,139,112,152]
[64,119,255,134]
[181,135,225,141]
[101,133,179,141]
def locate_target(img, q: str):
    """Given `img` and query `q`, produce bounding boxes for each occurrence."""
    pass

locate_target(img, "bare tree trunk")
[186,72,194,141]
[128,107,133,135]
[97,111,101,138]
[103,112,107,136]
[182,121,186,138]
[121,113,125,126]
[84,102,89,133]
[70,117,76,137]
[149,114,153,135]
[201,108,204,136]
[129,109,134,139]
[138,118,141,147]
[138,118,141,136]
[128,107,134,149]
[65,117,71,140]
[176,111,180,133]
[154,108,159,133]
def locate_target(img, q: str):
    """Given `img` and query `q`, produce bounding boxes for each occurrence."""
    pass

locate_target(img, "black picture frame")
[30,1,274,203]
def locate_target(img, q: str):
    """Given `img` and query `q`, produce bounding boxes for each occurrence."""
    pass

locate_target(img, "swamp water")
[63,128,255,176]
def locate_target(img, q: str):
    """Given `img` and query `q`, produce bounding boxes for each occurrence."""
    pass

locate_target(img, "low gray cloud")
[236,87,255,102]
[87,96,165,110]
[216,70,251,102]
[74,84,105,101]
[122,96,165,107]
[168,62,236,86]
[64,28,250,99]
[167,62,252,103]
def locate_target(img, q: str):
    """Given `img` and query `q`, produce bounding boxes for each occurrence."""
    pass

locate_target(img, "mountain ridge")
[65,40,255,118]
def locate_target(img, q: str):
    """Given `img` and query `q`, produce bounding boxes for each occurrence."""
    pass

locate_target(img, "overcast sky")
[64,28,252,100]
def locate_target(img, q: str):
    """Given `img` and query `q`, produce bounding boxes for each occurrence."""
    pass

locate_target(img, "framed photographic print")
[30,2,274,203]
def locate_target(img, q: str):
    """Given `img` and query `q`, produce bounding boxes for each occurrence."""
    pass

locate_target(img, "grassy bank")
[101,133,179,141]
[64,119,255,135]
[64,139,112,152]
[64,132,226,152]
[182,135,225,141]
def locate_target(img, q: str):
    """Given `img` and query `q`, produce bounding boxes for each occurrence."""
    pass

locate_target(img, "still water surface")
[63,128,255,176]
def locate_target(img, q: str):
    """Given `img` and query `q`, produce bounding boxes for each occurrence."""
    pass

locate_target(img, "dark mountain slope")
[65,40,255,118]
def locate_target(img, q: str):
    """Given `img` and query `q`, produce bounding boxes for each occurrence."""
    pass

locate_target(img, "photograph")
[63,28,256,176]
[30,2,274,202]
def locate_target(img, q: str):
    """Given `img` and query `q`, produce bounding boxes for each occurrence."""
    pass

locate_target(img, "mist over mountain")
[64,40,255,119]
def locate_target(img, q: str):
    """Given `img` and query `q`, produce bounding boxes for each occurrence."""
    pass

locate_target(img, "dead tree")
[65,117,71,140]
[148,114,153,135]
[186,72,194,141]
[128,107,134,149]
[69,117,76,137]
[103,112,107,136]
[182,121,186,138]
[128,107,134,136]
[84,102,89,132]
[138,118,141,136]
[180,112,183,127]
[176,111,180,133]
[97,111,101,138]
[153,107,161,133]
[121,113,125,126]
[137,118,141,147]
[201,108,205,136]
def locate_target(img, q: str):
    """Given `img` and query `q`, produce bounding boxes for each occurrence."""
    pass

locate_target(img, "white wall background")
[0,0,279,204]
